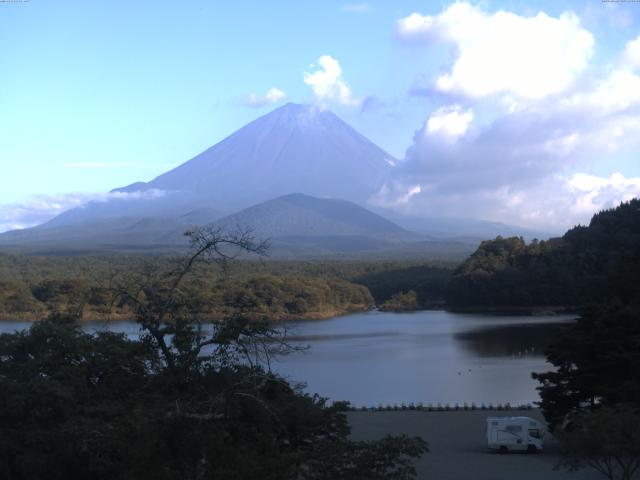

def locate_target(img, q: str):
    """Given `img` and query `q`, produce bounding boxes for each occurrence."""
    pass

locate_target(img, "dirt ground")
[347,409,602,480]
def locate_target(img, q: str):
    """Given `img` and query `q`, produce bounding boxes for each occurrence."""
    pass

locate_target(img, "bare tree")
[110,226,289,367]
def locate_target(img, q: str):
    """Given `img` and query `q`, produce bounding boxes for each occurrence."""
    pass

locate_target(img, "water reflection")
[454,323,572,358]
[274,311,576,405]
[0,311,576,405]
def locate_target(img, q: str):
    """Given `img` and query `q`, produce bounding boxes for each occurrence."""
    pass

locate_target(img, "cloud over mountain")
[245,87,287,108]
[0,190,166,233]
[304,55,362,107]
[384,2,640,230]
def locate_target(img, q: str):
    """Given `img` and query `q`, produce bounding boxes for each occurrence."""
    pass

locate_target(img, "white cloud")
[102,189,166,202]
[379,10,640,230]
[0,190,167,233]
[372,172,640,232]
[397,3,594,99]
[304,55,362,107]
[623,34,640,70]
[566,68,640,112]
[568,171,640,197]
[245,87,287,108]
[426,105,473,140]
[523,173,640,227]
[0,193,98,232]
[341,3,371,14]
[376,81,640,229]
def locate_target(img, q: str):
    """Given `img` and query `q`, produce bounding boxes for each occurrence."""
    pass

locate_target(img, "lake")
[0,310,575,406]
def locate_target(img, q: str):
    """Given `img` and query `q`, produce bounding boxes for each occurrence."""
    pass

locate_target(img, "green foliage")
[31,279,90,315]
[0,314,158,479]
[0,255,456,319]
[221,275,374,318]
[0,280,44,315]
[447,199,640,308]
[0,318,427,477]
[300,434,428,480]
[556,406,640,480]
[533,305,640,431]
[379,291,420,312]
[354,265,451,308]
[0,229,428,478]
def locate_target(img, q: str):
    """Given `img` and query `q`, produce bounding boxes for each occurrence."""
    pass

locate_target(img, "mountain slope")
[0,194,414,255]
[0,209,222,252]
[22,103,394,231]
[116,103,394,207]
[210,193,477,258]
[215,193,407,239]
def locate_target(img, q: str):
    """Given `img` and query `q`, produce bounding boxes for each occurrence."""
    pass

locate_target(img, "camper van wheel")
[499,446,508,454]
[527,445,538,454]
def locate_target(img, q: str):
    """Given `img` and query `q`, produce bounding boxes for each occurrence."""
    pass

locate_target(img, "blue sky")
[2,1,640,231]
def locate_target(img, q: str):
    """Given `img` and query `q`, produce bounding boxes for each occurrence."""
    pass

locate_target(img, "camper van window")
[528,429,541,439]
[505,425,522,433]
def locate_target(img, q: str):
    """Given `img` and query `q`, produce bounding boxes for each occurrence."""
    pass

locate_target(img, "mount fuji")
[0,103,543,255]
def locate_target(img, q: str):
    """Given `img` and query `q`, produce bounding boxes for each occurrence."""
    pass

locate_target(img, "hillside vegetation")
[0,256,455,320]
[446,199,640,310]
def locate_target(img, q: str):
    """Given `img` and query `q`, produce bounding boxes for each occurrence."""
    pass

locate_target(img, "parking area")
[347,409,601,480]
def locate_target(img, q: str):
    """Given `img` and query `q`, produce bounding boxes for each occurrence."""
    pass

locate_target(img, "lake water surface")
[0,310,575,406]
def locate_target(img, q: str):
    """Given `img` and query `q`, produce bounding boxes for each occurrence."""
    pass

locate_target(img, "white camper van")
[486,416,545,453]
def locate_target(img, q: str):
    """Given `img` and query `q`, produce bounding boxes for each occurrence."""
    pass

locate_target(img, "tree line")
[506,200,640,480]
[0,255,455,319]
[0,227,428,479]
[446,199,640,310]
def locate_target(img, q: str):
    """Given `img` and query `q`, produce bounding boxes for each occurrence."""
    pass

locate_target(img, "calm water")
[0,310,575,406]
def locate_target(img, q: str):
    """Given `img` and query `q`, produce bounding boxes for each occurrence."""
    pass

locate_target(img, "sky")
[1,0,640,232]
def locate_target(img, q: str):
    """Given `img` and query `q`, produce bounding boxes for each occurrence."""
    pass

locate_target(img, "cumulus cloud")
[0,190,166,233]
[373,172,640,232]
[245,87,287,108]
[622,34,640,70]
[566,172,640,215]
[397,3,594,100]
[376,4,640,229]
[304,55,362,107]
[426,105,473,140]
[375,72,640,229]
[503,173,640,229]
[565,69,640,112]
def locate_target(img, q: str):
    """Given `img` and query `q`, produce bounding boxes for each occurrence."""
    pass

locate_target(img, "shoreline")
[0,304,580,323]
[445,305,579,316]
[0,304,373,323]
[0,304,579,323]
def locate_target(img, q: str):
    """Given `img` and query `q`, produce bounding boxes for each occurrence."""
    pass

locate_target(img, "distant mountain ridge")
[209,193,428,257]
[0,193,479,259]
[0,193,411,252]
[215,193,408,239]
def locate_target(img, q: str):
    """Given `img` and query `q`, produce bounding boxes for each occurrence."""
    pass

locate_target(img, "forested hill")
[446,199,640,310]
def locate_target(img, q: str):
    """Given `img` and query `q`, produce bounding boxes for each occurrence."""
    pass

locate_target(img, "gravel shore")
[348,409,601,480]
